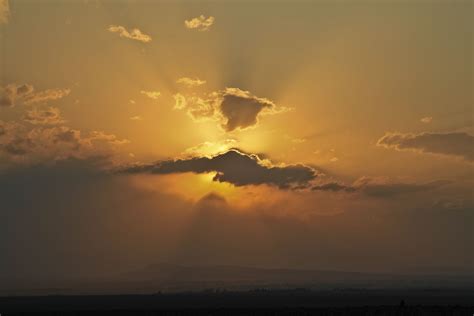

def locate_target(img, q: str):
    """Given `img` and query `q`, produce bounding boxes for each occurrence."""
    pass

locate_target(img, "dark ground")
[1,289,473,315]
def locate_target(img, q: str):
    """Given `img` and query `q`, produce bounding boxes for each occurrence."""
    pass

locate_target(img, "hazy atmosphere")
[0,0,472,292]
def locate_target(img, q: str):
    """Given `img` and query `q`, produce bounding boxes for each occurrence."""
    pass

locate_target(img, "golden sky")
[0,0,472,278]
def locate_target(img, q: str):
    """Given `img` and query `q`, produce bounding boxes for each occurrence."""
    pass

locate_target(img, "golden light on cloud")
[183,139,238,157]
[176,77,207,87]
[107,25,152,43]
[140,90,161,99]
[0,0,9,24]
[129,172,239,202]
[184,15,215,31]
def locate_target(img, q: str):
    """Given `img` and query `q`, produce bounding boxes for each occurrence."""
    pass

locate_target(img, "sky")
[0,0,472,282]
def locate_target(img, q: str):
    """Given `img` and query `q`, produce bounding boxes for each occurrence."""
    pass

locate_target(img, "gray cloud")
[220,88,275,131]
[312,182,356,193]
[377,131,474,161]
[121,149,317,189]
[312,177,450,198]
[355,178,451,198]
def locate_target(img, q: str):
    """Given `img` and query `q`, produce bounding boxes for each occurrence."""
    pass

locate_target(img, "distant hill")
[1,263,472,295]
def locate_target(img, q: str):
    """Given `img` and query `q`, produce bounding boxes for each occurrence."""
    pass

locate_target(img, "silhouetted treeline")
[1,289,473,315]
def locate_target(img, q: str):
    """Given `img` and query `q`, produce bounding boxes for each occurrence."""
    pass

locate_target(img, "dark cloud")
[219,88,274,131]
[377,132,474,161]
[121,149,317,189]
[356,179,451,198]
[312,182,356,192]
[311,178,449,197]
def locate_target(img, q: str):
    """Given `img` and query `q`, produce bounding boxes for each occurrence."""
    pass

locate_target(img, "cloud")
[183,139,238,157]
[219,88,277,131]
[291,138,306,144]
[312,182,356,193]
[0,120,129,165]
[120,149,317,189]
[23,88,71,105]
[184,15,214,31]
[377,131,474,161]
[353,177,451,198]
[173,93,187,110]
[0,0,9,24]
[1,158,472,285]
[173,93,217,122]
[140,90,161,100]
[420,116,433,123]
[176,77,206,87]
[107,25,152,43]
[23,107,65,125]
[0,84,34,106]
[312,177,450,197]
[130,115,143,121]
[0,84,70,106]
[173,88,290,131]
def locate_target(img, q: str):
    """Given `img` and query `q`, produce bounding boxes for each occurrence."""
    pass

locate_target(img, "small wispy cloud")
[184,15,215,31]
[108,25,152,43]
[420,116,433,124]
[23,88,71,105]
[23,107,65,125]
[0,0,9,24]
[130,115,143,121]
[176,77,206,87]
[140,90,161,100]
[0,84,70,107]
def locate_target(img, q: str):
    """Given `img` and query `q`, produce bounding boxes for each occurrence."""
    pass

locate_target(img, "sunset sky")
[0,0,472,281]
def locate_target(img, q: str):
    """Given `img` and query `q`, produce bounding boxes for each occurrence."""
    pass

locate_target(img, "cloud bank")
[312,177,450,198]
[0,120,128,165]
[121,149,317,189]
[377,131,474,161]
